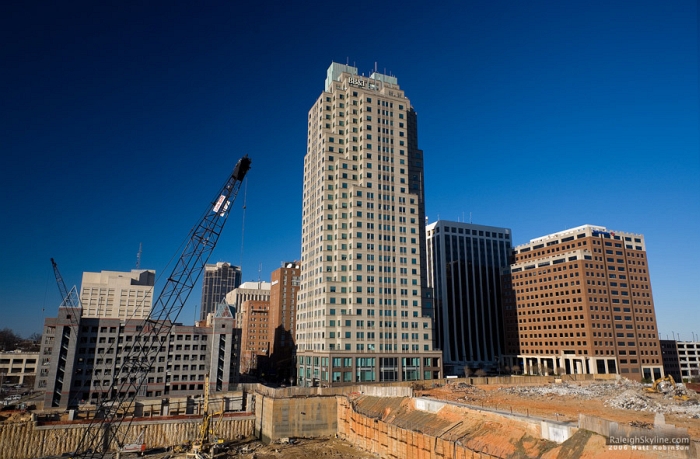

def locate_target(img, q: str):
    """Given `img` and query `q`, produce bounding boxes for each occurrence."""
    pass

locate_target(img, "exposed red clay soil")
[418,379,700,440]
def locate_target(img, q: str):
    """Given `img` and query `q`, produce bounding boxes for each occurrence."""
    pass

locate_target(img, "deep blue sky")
[1,1,697,340]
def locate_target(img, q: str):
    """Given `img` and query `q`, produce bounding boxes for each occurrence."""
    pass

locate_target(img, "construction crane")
[49,258,84,408]
[50,258,81,309]
[184,373,229,459]
[72,155,251,459]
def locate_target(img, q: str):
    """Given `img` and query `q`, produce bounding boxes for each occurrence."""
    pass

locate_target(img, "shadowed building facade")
[269,262,301,382]
[35,303,240,409]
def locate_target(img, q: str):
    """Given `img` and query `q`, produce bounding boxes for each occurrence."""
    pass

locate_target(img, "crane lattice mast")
[73,156,251,458]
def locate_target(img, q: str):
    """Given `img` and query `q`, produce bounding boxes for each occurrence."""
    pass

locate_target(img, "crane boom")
[74,155,251,458]
[51,258,70,303]
[51,258,81,308]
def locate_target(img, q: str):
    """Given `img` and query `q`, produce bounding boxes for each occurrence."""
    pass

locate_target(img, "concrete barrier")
[413,398,446,413]
[541,420,574,443]
[0,415,254,459]
[255,393,337,444]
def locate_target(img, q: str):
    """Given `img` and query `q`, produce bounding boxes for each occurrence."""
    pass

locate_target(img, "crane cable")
[239,178,248,268]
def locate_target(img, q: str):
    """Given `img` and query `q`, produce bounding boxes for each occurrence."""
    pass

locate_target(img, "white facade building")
[677,341,700,380]
[80,269,155,319]
[295,62,442,386]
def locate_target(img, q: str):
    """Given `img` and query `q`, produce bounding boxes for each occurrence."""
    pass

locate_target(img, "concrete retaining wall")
[0,415,254,459]
[540,420,574,443]
[255,393,337,444]
[251,383,412,399]
[414,398,446,413]
[336,397,472,459]
[338,397,575,458]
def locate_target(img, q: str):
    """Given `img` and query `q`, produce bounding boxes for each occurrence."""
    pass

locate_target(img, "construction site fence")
[240,383,413,399]
[443,373,618,387]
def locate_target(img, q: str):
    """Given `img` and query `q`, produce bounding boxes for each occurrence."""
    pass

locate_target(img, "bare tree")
[511,364,521,375]
[0,328,21,351]
[475,369,487,377]
[28,332,42,342]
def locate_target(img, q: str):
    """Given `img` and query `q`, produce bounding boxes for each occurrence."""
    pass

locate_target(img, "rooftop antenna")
[258,263,262,283]
[135,242,142,269]
[470,212,473,224]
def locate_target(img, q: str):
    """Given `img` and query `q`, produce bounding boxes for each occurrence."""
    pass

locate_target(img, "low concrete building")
[0,350,38,386]
[677,340,700,381]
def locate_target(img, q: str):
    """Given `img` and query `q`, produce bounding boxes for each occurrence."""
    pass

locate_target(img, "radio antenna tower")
[135,243,142,269]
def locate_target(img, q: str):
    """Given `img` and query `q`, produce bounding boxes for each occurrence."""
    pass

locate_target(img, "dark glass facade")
[200,262,242,321]
[427,221,511,375]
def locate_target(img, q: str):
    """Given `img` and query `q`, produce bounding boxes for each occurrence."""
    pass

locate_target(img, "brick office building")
[501,224,663,381]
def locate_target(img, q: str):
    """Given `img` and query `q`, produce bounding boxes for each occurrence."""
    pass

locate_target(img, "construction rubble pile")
[496,379,700,419]
[497,379,642,399]
[447,382,486,402]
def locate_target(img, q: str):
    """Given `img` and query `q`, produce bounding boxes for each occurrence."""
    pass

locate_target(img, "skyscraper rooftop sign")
[348,77,366,87]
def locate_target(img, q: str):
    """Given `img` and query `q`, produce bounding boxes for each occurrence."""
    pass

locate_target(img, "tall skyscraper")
[296,62,442,387]
[501,224,663,381]
[426,221,512,375]
[200,262,242,321]
[80,269,155,319]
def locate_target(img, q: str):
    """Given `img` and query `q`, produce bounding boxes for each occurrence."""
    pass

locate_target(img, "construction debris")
[497,379,642,399]
[606,389,700,418]
[490,378,700,419]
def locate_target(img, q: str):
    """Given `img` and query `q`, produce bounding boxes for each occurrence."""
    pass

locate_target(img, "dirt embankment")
[419,378,700,440]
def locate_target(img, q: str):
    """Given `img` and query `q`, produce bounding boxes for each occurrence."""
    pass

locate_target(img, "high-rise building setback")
[80,269,155,319]
[296,62,442,386]
[501,224,663,381]
[200,262,242,321]
[426,221,512,375]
